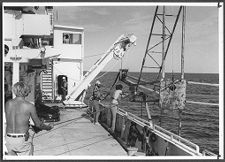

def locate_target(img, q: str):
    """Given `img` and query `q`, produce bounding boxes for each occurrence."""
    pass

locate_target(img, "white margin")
[2,2,222,160]
[2,2,218,7]
[218,2,224,160]
[2,2,7,158]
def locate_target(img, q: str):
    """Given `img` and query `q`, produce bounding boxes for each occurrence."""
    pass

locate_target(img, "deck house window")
[63,33,82,44]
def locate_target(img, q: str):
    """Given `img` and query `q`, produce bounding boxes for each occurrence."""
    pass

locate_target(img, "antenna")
[45,6,54,33]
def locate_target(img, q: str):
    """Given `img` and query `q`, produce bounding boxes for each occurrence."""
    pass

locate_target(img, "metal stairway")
[41,60,54,101]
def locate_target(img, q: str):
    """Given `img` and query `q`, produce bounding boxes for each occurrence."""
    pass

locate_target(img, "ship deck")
[33,105,127,156]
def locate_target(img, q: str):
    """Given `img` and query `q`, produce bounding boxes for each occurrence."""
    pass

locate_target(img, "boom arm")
[63,34,137,105]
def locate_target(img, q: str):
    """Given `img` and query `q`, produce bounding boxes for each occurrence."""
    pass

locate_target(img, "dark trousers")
[61,90,67,101]
[93,100,100,123]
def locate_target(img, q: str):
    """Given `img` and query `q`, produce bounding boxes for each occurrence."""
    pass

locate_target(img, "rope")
[186,100,219,106]
[93,71,110,82]
[171,40,174,81]
[93,60,120,81]
[84,53,105,59]
[34,105,109,138]
[100,72,121,101]
[181,6,186,79]
[34,115,85,138]
[188,81,219,87]
[56,136,113,156]
[121,57,123,70]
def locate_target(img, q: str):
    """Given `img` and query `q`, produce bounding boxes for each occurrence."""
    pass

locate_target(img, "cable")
[84,53,105,59]
[121,57,123,70]
[33,117,82,138]
[181,6,186,79]
[93,60,120,81]
[171,42,174,81]
[34,106,109,139]
[56,136,113,156]
[34,134,106,153]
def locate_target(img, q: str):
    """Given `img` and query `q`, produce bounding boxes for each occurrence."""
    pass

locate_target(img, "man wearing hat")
[90,80,103,125]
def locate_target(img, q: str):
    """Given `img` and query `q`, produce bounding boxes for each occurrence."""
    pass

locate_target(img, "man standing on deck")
[61,76,68,103]
[90,80,104,125]
[110,84,128,133]
[4,81,53,156]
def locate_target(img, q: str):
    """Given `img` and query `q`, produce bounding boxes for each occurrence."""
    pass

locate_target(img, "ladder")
[41,60,54,101]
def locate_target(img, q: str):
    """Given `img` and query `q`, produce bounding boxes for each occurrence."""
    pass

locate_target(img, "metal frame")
[136,6,183,90]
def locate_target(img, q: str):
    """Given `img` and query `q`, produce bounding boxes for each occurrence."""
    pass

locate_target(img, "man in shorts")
[90,80,103,125]
[5,81,53,156]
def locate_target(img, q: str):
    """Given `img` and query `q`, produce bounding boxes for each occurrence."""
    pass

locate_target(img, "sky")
[38,3,219,73]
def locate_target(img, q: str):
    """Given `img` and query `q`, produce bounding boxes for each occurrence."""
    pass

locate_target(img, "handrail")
[100,103,215,156]
[153,125,200,154]
[117,107,202,155]
[186,100,219,106]
[202,149,217,156]
[188,81,219,87]
[118,108,151,125]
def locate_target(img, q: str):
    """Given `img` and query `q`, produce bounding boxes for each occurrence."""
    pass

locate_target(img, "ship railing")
[153,124,201,155]
[117,108,202,156]
[188,81,219,87]
[118,108,150,126]
[202,149,218,156]
[187,81,219,106]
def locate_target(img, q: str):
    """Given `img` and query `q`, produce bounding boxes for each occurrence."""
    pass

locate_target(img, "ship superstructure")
[4,6,84,104]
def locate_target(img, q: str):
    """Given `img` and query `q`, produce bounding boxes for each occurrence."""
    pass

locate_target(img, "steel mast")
[136,6,186,132]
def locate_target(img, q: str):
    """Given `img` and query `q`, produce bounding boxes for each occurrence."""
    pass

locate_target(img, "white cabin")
[51,25,84,101]
[3,7,84,103]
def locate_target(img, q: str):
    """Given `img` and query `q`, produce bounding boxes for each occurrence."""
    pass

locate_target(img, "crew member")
[91,80,103,125]
[5,81,53,155]
[63,34,70,44]
[110,84,127,133]
[61,77,68,103]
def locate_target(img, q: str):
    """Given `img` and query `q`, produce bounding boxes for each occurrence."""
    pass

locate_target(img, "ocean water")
[84,72,219,155]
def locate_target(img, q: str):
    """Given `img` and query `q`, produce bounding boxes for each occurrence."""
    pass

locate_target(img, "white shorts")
[5,129,35,156]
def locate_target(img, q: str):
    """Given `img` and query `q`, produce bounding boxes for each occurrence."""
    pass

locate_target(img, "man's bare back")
[5,96,53,134]
[5,97,35,134]
[5,81,53,155]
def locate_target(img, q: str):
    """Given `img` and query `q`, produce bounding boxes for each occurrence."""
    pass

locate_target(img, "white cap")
[95,80,101,85]
[129,35,137,46]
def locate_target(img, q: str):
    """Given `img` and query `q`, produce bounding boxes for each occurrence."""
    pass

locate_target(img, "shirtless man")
[5,81,53,156]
